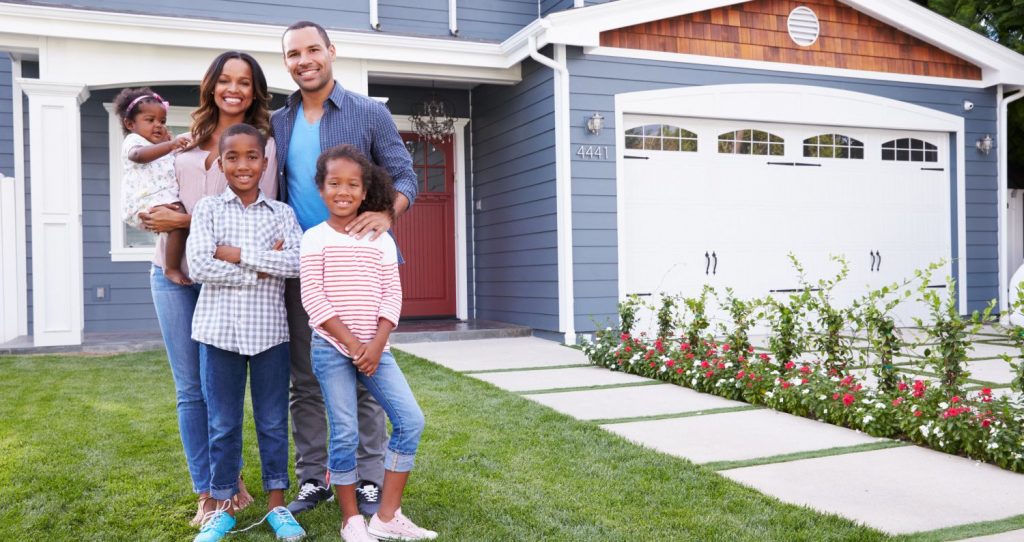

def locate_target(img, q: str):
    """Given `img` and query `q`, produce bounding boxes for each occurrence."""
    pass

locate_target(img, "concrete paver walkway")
[395,336,1024,539]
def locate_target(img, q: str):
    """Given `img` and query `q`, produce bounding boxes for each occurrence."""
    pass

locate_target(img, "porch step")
[390,319,532,344]
[0,330,165,356]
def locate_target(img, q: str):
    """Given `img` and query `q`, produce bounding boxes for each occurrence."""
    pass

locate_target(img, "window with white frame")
[881,138,938,162]
[803,133,865,159]
[624,124,698,152]
[105,103,192,262]
[717,129,784,156]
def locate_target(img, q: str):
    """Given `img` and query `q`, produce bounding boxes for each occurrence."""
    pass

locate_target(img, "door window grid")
[624,124,698,152]
[803,134,865,159]
[405,138,448,193]
[717,129,784,156]
[882,138,938,162]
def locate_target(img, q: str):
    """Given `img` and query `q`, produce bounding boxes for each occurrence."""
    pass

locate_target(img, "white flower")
[875,402,886,409]
[988,442,1000,450]
[818,395,827,401]
[920,426,930,437]
[659,365,667,373]
[863,415,875,424]
[766,391,775,399]
[939,402,949,409]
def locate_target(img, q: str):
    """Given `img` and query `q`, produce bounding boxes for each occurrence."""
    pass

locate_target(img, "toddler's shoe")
[367,509,437,541]
[341,515,379,542]
[193,510,235,542]
[267,506,306,541]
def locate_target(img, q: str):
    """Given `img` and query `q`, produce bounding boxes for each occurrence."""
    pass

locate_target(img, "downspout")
[528,27,577,344]
[999,84,1024,316]
[449,0,459,36]
[369,0,381,31]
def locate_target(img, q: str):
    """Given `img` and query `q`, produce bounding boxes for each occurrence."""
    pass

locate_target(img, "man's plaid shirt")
[187,188,303,356]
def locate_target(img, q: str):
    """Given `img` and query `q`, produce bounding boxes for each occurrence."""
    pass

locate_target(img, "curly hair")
[315,145,395,217]
[112,86,163,135]
[191,51,272,149]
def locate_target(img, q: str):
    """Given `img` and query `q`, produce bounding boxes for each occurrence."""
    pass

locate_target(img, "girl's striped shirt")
[299,221,402,356]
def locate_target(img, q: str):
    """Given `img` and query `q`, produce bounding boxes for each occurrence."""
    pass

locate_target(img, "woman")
[141,50,278,526]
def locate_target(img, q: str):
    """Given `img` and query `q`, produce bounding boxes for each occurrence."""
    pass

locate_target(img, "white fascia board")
[0,3,509,70]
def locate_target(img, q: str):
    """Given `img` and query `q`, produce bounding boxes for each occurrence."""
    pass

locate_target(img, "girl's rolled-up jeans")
[310,333,425,485]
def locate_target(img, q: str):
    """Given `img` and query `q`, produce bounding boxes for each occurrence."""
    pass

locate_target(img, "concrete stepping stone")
[473,366,650,393]
[526,384,745,421]
[955,529,1024,541]
[722,446,1024,534]
[602,408,882,464]
[396,337,587,372]
[965,359,1017,386]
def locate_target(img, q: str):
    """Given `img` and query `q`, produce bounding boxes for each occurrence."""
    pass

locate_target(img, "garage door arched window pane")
[882,138,938,162]
[624,124,697,152]
[718,129,784,155]
[803,133,864,159]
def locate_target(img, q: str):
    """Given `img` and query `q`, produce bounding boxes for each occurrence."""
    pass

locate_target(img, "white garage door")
[622,115,952,330]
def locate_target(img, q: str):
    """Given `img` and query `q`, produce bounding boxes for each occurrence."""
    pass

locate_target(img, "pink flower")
[722,344,731,352]
[705,370,714,378]
[897,382,908,392]
[681,342,691,350]
[784,361,796,370]
[842,394,855,407]
[799,365,812,374]
[951,395,961,404]
[685,353,695,360]
[832,392,841,400]
[747,346,755,353]
[892,397,904,406]
[736,370,745,380]
[759,353,769,361]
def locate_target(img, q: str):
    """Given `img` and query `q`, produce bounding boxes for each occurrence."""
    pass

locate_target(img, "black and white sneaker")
[286,479,334,515]
[355,480,381,516]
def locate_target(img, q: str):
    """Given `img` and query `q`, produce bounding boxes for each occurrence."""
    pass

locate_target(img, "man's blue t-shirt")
[286,104,329,231]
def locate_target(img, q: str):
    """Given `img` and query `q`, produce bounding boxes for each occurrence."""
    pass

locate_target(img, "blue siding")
[22,62,36,334]
[566,47,1000,330]
[471,58,559,331]
[0,56,12,179]
[367,85,469,117]
[541,0,573,16]
[20,0,536,41]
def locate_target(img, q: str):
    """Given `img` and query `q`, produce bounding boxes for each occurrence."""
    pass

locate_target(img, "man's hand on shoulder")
[345,211,392,241]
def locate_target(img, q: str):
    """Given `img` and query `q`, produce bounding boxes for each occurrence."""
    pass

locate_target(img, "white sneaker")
[367,509,437,541]
[341,515,378,542]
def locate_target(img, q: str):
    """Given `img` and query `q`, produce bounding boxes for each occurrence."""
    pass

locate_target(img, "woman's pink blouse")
[152,137,278,272]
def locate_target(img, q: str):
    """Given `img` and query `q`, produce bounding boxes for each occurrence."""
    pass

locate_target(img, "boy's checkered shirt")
[187,187,303,356]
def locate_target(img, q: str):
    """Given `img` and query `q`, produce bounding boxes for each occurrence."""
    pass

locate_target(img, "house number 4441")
[576,145,609,160]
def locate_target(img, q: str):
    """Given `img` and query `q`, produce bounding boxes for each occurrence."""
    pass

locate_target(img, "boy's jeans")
[310,334,425,485]
[201,342,291,501]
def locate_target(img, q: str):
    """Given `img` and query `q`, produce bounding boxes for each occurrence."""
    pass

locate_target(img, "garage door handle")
[876,251,882,271]
[870,251,877,272]
[712,252,718,275]
[705,252,710,275]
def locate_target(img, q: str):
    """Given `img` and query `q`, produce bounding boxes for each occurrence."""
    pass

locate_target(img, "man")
[271,20,417,516]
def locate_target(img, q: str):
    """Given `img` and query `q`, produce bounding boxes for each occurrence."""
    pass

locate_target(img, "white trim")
[614,83,969,312]
[1,58,28,341]
[392,116,470,321]
[19,79,89,347]
[998,86,1024,315]
[369,0,381,31]
[585,46,996,89]
[103,102,193,262]
[449,0,459,37]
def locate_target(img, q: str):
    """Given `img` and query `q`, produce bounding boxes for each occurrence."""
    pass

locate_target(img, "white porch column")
[18,80,88,346]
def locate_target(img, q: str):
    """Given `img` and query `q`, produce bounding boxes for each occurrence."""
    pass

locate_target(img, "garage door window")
[803,134,865,159]
[882,138,938,162]
[718,129,784,155]
[625,124,698,152]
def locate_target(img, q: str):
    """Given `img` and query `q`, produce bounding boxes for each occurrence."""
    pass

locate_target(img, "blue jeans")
[150,265,210,494]
[200,342,291,501]
[311,334,424,485]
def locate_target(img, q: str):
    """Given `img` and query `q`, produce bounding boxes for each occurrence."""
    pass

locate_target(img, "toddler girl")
[300,145,435,542]
[115,87,191,285]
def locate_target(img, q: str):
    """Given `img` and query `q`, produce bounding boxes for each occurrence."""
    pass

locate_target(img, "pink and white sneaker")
[367,509,437,541]
[341,515,378,542]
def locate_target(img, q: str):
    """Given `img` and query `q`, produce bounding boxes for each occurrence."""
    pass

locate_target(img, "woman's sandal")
[190,496,212,528]
[233,474,254,512]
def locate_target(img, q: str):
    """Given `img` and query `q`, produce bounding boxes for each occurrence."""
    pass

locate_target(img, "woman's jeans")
[200,342,291,501]
[310,334,425,486]
[150,265,209,494]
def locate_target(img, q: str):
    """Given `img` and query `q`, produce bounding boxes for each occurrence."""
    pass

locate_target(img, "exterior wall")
[471,58,559,331]
[542,0,573,17]
[566,47,999,331]
[22,61,36,334]
[17,0,536,41]
[599,0,982,80]
[0,56,12,178]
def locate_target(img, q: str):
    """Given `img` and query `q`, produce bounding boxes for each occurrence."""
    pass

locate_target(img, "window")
[803,134,864,159]
[624,124,698,152]
[718,129,784,155]
[105,103,192,262]
[882,138,938,162]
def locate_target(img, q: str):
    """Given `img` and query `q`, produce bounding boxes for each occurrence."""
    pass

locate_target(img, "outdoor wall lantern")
[977,134,994,155]
[586,112,605,135]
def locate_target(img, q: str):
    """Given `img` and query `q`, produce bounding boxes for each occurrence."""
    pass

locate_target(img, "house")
[1,0,1023,347]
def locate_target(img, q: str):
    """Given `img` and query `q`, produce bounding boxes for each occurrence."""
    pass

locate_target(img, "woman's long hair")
[191,51,272,149]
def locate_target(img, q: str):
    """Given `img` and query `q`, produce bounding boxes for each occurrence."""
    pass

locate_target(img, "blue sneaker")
[267,506,306,541]
[194,510,236,542]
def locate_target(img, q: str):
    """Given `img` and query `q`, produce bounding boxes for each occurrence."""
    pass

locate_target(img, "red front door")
[393,133,456,318]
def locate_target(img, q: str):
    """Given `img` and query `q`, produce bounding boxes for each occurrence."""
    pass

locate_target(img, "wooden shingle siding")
[471,58,560,332]
[599,0,982,80]
[567,47,998,329]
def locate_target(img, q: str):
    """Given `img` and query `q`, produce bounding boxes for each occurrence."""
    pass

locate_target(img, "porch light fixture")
[586,112,605,135]
[410,91,456,144]
[977,134,994,155]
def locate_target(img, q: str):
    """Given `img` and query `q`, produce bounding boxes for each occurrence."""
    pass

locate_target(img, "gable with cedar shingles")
[599,0,981,80]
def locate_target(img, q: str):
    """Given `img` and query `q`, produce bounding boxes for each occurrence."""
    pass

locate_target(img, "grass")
[0,350,898,541]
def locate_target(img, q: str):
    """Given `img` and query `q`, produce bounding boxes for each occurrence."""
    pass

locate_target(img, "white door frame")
[0,57,28,343]
[392,116,470,321]
[615,83,969,312]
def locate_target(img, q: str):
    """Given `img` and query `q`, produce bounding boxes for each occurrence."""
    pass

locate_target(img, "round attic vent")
[787,6,820,46]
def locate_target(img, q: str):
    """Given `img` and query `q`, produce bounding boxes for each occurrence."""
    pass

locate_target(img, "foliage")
[799,255,856,376]
[679,285,714,349]
[998,283,1024,394]
[617,294,643,337]
[851,278,910,394]
[763,284,809,369]
[717,287,759,355]
[655,293,679,340]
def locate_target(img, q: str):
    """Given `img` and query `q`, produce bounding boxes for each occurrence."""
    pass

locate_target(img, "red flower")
[892,397,904,406]
[722,344,731,352]
[981,387,992,395]
[738,355,746,363]
[840,375,854,387]
[759,353,769,361]
[781,381,791,389]
[676,368,683,374]
[666,360,675,368]
[681,343,691,350]
[800,378,809,384]
[832,393,841,400]
[624,346,632,353]
[620,333,630,341]
[700,361,710,369]
[686,353,695,360]
[842,394,855,407]
[736,370,745,380]
[897,382,908,392]
[981,419,992,428]
[655,339,664,353]
[716,362,726,369]
[799,365,812,374]
[747,346,755,353]
[951,395,961,404]
[705,370,714,378]
[914,410,923,417]
[649,362,656,368]
[784,361,796,370]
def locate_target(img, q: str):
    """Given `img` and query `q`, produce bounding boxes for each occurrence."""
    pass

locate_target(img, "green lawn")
[0,350,892,541]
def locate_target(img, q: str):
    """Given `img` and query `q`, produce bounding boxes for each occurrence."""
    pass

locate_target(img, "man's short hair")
[283,20,331,48]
